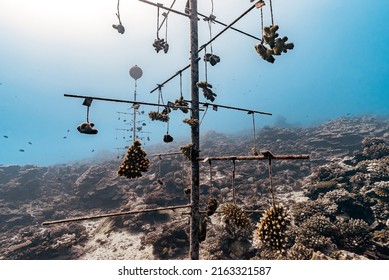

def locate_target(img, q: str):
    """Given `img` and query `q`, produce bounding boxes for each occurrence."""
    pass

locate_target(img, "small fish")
[67,129,70,132]
[28,142,32,145]
[91,149,95,152]
[19,149,25,152]
[63,136,67,139]
[3,135,8,138]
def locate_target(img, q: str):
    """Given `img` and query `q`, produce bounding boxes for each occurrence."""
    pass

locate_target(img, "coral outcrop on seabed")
[0,116,388,259]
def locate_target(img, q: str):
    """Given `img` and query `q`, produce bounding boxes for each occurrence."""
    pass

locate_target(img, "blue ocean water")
[0,0,388,166]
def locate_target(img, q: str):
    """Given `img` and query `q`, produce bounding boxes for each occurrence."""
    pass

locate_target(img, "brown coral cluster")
[118,140,150,179]
[149,110,170,122]
[253,203,290,252]
[221,203,251,232]
[255,25,294,63]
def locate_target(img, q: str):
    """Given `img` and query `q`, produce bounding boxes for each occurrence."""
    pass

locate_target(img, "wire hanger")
[77,98,98,135]
[112,0,125,34]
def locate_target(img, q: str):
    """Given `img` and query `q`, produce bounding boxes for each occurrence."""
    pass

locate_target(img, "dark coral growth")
[288,136,389,259]
[253,204,290,253]
[221,204,251,234]
[118,140,150,179]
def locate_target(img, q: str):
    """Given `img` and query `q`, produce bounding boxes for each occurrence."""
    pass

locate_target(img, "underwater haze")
[0,0,388,166]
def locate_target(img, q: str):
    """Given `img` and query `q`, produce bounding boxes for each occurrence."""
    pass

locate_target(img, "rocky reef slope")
[0,116,388,260]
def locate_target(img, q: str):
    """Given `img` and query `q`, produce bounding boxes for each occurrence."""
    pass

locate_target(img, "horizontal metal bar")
[138,0,190,18]
[42,204,192,225]
[150,58,201,93]
[64,93,189,110]
[152,151,184,157]
[185,100,272,116]
[198,155,310,161]
[198,2,259,54]
[197,11,261,42]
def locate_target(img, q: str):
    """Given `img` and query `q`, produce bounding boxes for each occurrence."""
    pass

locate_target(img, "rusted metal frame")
[150,59,200,93]
[64,93,190,111]
[184,100,272,116]
[197,2,259,54]
[138,0,190,18]
[198,155,310,161]
[42,204,192,226]
[189,0,200,261]
[150,2,262,94]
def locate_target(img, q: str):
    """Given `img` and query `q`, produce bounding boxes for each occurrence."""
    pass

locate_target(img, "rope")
[179,71,183,98]
[156,6,160,38]
[204,46,208,83]
[165,12,169,42]
[116,0,123,25]
[86,106,90,123]
[158,0,177,32]
[268,158,276,208]
[269,0,274,26]
[260,5,264,37]
[251,112,257,152]
[232,159,236,204]
[200,104,209,126]
[208,160,213,188]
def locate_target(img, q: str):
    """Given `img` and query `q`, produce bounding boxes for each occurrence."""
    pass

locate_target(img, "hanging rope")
[156,155,163,185]
[204,46,208,83]
[260,5,264,37]
[269,0,275,26]
[208,0,214,54]
[179,71,183,98]
[156,6,160,38]
[86,106,90,123]
[208,159,213,188]
[268,158,276,208]
[112,0,125,34]
[199,104,209,126]
[250,112,258,155]
[232,159,236,204]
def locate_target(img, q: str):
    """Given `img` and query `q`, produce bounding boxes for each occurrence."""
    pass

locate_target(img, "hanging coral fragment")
[253,203,290,252]
[112,0,125,34]
[148,107,170,122]
[183,118,199,127]
[207,197,218,216]
[197,81,217,102]
[173,97,189,113]
[118,140,150,179]
[153,38,169,53]
[77,122,98,135]
[204,53,220,66]
[255,25,294,63]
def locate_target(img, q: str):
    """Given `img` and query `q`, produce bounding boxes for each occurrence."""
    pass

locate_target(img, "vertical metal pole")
[189,0,200,260]
[133,80,137,142]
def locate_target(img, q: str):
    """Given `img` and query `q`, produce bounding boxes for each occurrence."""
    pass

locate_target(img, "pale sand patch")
[79,219,154,260]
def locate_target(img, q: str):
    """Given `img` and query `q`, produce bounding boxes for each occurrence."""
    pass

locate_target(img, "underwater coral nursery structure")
[46,0,308,260]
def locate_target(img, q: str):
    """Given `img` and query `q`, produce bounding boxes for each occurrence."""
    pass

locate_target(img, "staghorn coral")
[294,214,338,253]
[253,204,290,253]
[362,137,389,160]
[291,199,338,225]
[336,218,372,253]
[304,180,338,200]
[286,242,313,260]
